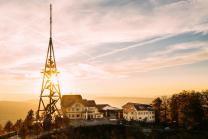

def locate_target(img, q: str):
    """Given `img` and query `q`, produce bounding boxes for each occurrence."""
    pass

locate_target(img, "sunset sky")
[0,0,208,100]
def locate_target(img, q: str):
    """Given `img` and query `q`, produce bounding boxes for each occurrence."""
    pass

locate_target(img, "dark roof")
[134,104,153,111]
[61,95,83,107]
[84,100,96,107]
[61,95,97,107]
[123,102,153,111]
[96,104,110,110]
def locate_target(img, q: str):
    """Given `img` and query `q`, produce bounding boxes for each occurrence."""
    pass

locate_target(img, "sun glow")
[50,74,58,84]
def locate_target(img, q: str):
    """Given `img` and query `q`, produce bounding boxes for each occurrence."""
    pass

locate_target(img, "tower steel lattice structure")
[37,4,62,120]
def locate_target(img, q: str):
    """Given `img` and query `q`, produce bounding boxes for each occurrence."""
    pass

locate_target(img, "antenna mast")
[37,4,62,121]
[50,4,52,38]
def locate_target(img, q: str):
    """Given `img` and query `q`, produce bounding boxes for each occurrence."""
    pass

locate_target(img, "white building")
[122,102,155,122]
[61,95,103,120]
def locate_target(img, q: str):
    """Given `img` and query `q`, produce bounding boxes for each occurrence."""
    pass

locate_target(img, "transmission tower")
[37,4,62,121]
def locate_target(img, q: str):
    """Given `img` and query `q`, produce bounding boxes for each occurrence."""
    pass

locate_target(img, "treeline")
[152,90,208,129]
[0,110,70,138]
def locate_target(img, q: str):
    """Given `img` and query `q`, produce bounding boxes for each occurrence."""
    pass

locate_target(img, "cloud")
[96,41,208,75]
[0,0,207,81]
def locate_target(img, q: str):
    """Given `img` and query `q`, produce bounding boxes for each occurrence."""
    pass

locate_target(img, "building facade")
[122,103,155,122]
[61,95,103,120]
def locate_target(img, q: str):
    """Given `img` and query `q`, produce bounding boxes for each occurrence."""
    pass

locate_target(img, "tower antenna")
[50,4,52,38]
[37,4,62,122]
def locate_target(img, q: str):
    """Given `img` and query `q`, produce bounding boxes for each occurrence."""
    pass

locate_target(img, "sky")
[0,0,208,100]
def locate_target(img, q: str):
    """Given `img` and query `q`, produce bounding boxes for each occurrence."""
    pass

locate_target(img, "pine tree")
[4,120,13,132]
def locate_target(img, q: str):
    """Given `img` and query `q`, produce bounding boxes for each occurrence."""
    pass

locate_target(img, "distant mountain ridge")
[94,97,154,108]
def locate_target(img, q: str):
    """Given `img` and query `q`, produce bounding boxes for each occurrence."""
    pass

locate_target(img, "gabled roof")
[61,95,83,107]
[123,102,153,111]
[61,95,97,108]
[84,100,96,107]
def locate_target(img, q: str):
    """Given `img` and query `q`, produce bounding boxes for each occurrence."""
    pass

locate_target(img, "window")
[77,114,80,118]
[76,108,79,111]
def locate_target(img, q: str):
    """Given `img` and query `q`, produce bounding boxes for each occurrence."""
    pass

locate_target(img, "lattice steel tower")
[37,4,62,120]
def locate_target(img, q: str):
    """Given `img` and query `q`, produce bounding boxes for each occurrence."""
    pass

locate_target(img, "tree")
[169,94,179,126]
[24,109,34,126]
[43,114,52,131]
[183,92,204,128]
[4,120,13,132]
[168,90,205,128]
[13,119,23,133]
[0,124,5,135]
[19,124,29,139]
[54,115,63,129]
[24,109,35,134]
[33,122,42,137]
[152,97,162,124]
[202,90,208,116]
[160,96,169,124]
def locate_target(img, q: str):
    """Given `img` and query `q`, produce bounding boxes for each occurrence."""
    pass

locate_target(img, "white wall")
[123,110,155,122]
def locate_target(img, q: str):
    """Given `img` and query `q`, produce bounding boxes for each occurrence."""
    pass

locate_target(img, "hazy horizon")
[0,96,154,125]
[0,92,155,102]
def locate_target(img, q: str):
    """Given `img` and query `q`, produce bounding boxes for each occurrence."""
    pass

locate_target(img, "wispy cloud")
[0,0,208,97]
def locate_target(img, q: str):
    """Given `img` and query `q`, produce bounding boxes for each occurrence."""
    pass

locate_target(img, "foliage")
[0,124,5,135]
[18,124,28,139]
[43,114,52,131]
[152,97,162,124]
[153,90,207,129]
[13,119,23,132]
[33,122,42,136]
[3,121,13,132]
